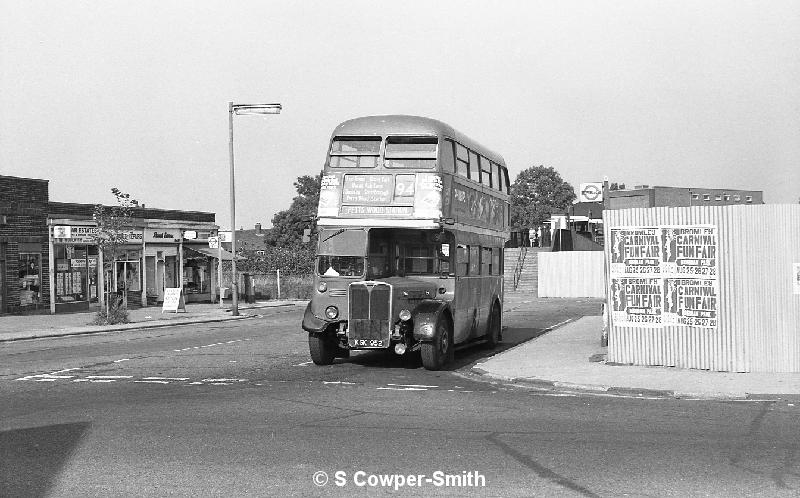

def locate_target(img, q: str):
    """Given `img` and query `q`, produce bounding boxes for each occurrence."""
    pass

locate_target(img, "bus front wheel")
[309,333,336,365]
[421,316,452,371]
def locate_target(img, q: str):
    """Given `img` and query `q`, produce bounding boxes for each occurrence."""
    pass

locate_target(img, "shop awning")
[184,246,244,261]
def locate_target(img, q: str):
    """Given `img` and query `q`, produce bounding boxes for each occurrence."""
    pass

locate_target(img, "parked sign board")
[162,288,186,313]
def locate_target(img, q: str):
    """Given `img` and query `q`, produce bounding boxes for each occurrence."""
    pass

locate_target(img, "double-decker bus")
[302,115,510,370]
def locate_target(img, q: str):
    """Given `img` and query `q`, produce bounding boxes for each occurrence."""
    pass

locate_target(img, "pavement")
[0,300,307,342]
[2,297,798,401]
[473,315,800,401]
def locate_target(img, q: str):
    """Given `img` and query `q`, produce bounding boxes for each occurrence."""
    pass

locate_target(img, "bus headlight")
[325,306,339,319]
[317,282,327,293]
[398,309,412,322]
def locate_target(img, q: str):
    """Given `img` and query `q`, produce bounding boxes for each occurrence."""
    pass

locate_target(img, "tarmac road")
[2,302,799,497]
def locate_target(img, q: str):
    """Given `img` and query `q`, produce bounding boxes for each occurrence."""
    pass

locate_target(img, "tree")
[510,166,575,229]
[265,173,321,247]
[91,188,139,318]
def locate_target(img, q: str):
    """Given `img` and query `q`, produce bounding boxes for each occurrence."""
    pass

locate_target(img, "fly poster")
[609,225,718,329]
[610,277,663,327]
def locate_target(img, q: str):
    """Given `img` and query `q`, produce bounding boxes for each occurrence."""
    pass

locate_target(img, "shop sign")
[70,258,86,268]
[219,231,232,243]
[183,230,197,240]
[609,224,718,329]
[145,228,181,243]
[53,226,72,238]
[52,225,99,243]
[208,236,219,249]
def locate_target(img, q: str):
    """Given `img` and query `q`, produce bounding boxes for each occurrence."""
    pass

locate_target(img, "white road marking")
[377,387,427,391]
[200,378,247,382]
[294,361,313,366]
[113,358,130,363]
[188,382,204,385]
[50,368,81,374]
[16,373,75,381]
[143,377,190,381]
[322,381,357,385]
[86,375,133,379]
[210,383,230,386]
[134,380,170,384]
[387,383,438,388]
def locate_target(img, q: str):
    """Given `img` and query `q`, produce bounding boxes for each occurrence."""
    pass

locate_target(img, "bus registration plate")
[349,339,385,348]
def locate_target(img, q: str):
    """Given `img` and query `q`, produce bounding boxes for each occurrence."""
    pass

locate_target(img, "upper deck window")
[455,143,469,178]
[468,151,480,182]
[329,137,380,168]
[384,136,437,169]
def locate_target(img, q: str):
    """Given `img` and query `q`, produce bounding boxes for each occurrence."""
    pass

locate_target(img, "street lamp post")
[228,102,282,316]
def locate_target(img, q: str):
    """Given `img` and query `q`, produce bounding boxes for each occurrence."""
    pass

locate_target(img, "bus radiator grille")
[349,282,391,346]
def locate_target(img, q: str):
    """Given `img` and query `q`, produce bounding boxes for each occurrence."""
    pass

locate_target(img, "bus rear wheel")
[421,317,452,371]
[484,302,501,348]
[309,333,336,365]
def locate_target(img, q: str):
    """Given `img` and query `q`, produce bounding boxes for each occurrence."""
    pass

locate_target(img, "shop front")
[144,227,181,305]
[50,224,101,313]
[181,229,222,303]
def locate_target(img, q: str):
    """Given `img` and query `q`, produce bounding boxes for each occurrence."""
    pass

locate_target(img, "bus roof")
[332,115,506,166]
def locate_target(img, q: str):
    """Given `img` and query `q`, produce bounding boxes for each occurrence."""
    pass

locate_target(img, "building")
[546,183,764,250]
[606,185,764,209]
[0,175,50,314]
[1,175,227,314]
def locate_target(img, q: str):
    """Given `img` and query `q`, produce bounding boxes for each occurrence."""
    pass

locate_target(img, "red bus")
[302,115,510,370]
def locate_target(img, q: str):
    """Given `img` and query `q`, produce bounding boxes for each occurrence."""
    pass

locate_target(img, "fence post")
[276,269,281,300]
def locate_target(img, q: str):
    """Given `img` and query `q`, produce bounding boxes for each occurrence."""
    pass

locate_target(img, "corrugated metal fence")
[537,251,605,298]
[605,204,800,372]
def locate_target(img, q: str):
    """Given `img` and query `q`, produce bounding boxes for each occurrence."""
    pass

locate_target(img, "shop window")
[492,247,501,275]
[723,194,730,201]
[116,260,141,293]
[715,194,722,201]
[183,253,210,294]
[745,195,753,203]
[703,194,711,201]
[18,252,41,307]
[59,245,92,304]
[691,193,699,200]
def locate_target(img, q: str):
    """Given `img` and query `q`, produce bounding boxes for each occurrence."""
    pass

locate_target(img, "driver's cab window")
[404,246,436,274]
[367,241,390,279]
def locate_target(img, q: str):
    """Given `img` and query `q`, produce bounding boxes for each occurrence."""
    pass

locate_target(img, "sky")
[2,1,798,230]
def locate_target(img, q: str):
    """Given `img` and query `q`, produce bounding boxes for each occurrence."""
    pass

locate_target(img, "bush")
[91,302,130,325]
